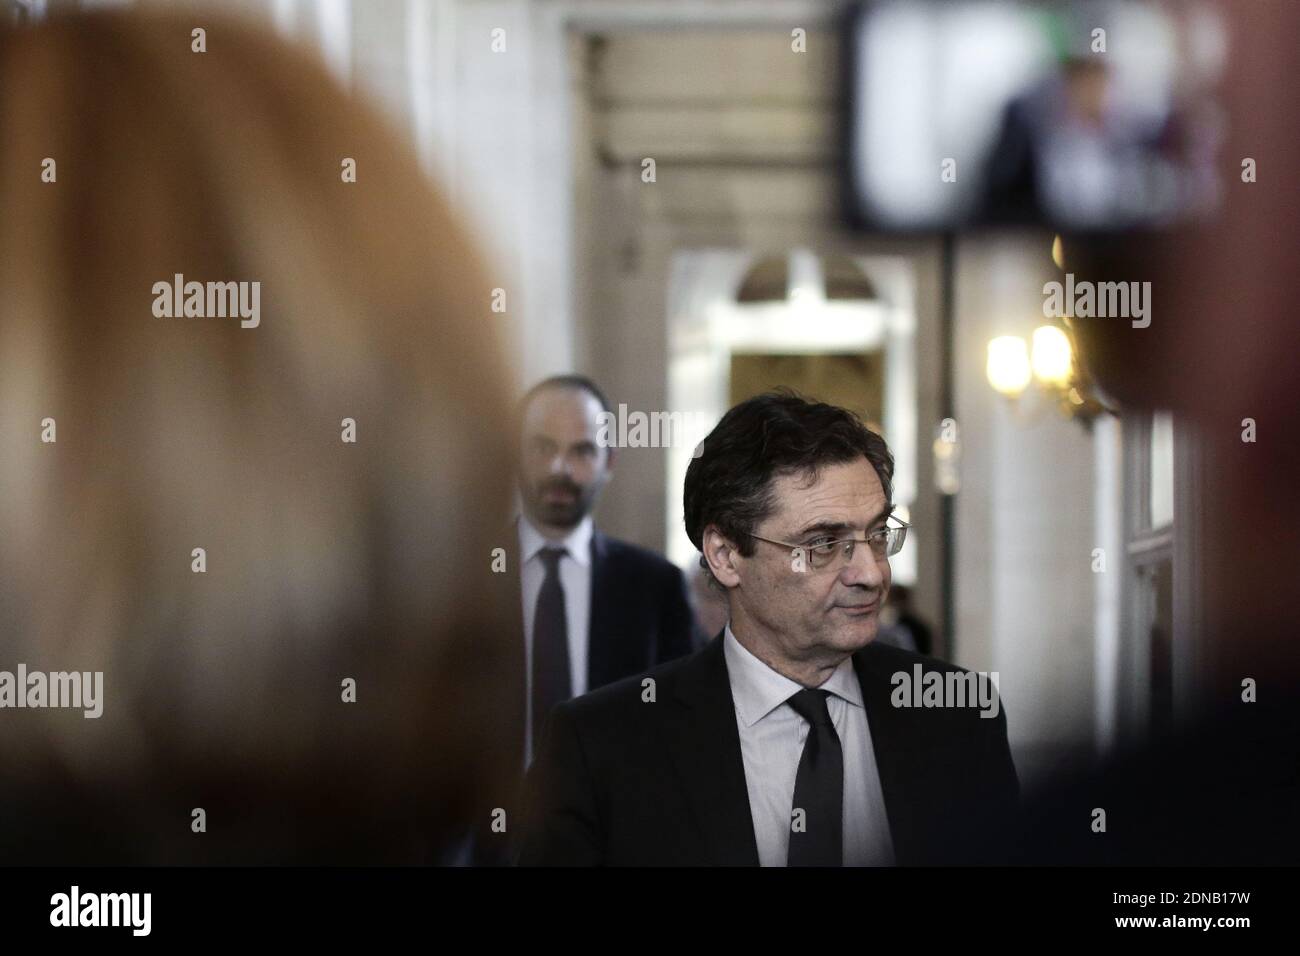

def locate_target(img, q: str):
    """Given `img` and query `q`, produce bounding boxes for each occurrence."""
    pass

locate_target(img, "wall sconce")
[1029,325,1072,387]
[983,237,1115,426]
[986,335,1032,396]
[986,321,1111,425]
[986,324,1074,396]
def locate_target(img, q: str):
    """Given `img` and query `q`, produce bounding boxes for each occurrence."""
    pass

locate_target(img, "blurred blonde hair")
[0,9,517,861]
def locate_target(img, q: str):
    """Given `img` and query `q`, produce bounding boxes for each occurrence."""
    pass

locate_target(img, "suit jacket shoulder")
[591,532,691,602]
[587,531,699,685]
[518,639,750,865]
[544,643,703,755]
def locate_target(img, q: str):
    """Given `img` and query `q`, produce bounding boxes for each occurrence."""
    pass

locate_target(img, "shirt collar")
[518,513,593,567]
[723,623,863,728]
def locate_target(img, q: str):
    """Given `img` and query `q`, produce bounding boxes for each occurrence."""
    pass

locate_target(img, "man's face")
[732,457,893,663]
[1066,63,1110,128]
[518,387,611,532]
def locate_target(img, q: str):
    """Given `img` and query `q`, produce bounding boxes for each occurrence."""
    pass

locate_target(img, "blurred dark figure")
[981,58,1112,225]
[0,10,516,863]
[467,375,699,864]
[509,375,699,770]
[875,585,934,657]
[979,51,1208,230]
[1000,0,1300,864]
[688,562,732,641]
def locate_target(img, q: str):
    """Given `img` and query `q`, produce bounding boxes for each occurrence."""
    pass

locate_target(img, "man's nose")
[839,541,885,589]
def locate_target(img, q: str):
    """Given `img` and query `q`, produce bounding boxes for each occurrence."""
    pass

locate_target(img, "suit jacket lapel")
[661,635,760,865]
[586,531,616,689]
[853,646,919,864]
[504,522,527,776]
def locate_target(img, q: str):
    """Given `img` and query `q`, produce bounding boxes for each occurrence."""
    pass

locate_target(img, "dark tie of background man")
[786,689,844,866]
[531,547,571,755]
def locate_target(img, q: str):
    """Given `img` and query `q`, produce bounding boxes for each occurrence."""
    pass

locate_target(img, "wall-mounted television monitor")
[845,0,1228,232]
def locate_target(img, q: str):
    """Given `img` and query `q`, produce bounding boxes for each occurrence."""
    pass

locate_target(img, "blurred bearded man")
[511,375,698,769]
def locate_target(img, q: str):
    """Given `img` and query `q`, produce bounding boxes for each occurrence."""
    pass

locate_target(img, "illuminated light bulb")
[987,336,1031,397]
[1052,235,1065,270]
[1031,325,1073,387]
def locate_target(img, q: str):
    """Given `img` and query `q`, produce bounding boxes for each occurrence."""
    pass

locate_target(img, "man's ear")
[702,526,742,588]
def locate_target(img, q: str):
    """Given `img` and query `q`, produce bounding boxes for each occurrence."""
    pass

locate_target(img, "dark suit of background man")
[520,391,1019,866]
[508,375,698,772]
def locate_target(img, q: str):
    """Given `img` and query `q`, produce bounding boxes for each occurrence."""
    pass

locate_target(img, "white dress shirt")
[519,514,593,765]
[723,624,895,866]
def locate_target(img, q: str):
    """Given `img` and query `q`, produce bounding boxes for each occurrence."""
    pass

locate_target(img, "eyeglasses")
[748,521,910,571]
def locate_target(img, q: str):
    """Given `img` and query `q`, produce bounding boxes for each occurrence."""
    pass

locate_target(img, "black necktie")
[786,688,844,866]
[530,547,571,756]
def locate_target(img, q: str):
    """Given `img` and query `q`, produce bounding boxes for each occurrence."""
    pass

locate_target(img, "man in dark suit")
[519,392,1018,865]
[469,375,698,864]
[506,375,699,768]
